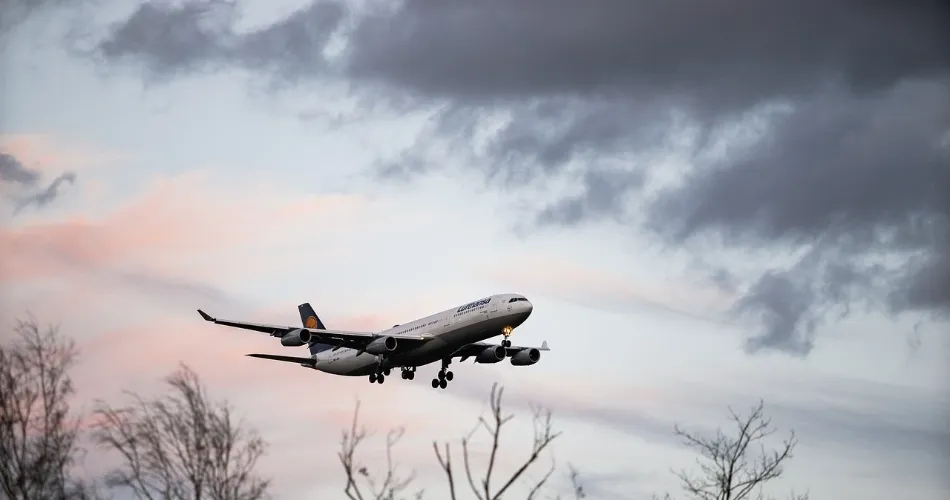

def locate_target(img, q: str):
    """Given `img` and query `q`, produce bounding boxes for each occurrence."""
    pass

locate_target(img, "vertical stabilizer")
[298,303,327,330]
[298,303,333,355]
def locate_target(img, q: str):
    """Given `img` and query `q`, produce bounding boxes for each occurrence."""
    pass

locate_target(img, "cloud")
[484,253,731,324]
[0,151,40,185]
[0,168,369,324]
[87,0,347,84]
[13,171,77,213]
[0,134,126,215]
[444,369,949,486]
[0,0,77,36]
[0,134,126,174]
[0,147,77,214]
[75,0,950,358]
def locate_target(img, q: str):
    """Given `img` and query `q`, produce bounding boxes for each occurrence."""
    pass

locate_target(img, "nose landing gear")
[501,325,514,347]
[401,366,416,380]
[431,358,453,390]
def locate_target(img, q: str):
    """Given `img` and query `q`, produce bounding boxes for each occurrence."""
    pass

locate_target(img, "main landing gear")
[368,367,391,384]
[501,325,514,347]
[431,358,453,390]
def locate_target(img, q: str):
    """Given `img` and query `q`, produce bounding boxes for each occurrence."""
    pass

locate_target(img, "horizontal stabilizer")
[246,353,316,366]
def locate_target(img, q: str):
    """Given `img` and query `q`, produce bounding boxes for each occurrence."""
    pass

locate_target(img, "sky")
[1,0,948,499]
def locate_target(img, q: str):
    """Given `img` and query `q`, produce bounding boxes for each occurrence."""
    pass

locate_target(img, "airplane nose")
[526,300,533,314]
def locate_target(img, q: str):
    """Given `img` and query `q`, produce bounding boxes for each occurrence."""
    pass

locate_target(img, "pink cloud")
[0,133,127,175]
[1,169,369,302]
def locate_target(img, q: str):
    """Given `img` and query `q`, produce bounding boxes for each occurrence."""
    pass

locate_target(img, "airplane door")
[489,299,498,317]
[442,314,450,328]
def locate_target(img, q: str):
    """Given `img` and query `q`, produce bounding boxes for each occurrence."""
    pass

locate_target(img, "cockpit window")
[508,297,528,303]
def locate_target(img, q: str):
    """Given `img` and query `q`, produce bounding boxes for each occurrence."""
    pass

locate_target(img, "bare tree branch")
[562,464,586,500]
[338,400,423,500]
[91,363,270,500]
[0,317,94,500]
[665,399,808,500]
[432,442,456,500]
[434,383,562,500]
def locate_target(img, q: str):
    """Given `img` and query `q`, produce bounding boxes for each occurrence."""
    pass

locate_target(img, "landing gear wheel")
[369,373,377,383]
[439,378,448,389]
[445,371,454,381]
[431,378,439,388]
[438,370,445,381]
[407,371,415,380]
[384,368,391,376]
[401,371,408,380]
[377,374,385,384]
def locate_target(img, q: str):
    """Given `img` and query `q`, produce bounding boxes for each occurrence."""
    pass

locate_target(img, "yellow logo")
[305,316,318,329]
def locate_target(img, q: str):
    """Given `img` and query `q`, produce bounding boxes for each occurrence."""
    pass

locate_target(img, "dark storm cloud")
[345,0,948,106]
[83,0,950,355]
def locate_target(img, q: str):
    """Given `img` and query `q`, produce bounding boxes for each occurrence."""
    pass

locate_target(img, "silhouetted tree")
[0,317,94,499]
[657,399,808,500]
[341,383,578,500]
[433,384,560,500]
[338,400,422,500]
[91,363,270,500]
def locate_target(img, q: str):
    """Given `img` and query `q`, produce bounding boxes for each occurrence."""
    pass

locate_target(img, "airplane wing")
[452,340,550,362]
[245,353,316,366]
[197,309,432,349]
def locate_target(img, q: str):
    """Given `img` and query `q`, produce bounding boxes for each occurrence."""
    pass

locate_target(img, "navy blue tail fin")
[298,303,332,355]
[298,303,327,330]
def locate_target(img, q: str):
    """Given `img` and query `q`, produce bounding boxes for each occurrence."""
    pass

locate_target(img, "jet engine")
[281,328,312,347]
[509,348,541,366]
[365,336,398,355]
[475,345,507,363]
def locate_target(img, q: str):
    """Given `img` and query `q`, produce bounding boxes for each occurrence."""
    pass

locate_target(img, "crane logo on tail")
[305,316,318,329]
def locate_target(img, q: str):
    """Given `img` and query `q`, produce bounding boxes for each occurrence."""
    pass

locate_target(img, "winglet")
[197,309,215,322]
[540,340,550,350]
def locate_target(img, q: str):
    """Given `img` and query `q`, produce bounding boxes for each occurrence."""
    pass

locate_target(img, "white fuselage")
[312,293,533,375]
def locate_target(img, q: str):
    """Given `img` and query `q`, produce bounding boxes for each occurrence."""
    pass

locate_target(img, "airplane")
[196,293,549,389]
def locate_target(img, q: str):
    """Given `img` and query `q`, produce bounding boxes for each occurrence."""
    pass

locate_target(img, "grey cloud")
[0,150,76,213]
[344,0,948,107]
[90,0,345,84]
[536,169,645,227]
[79,0,950,355]
[14,171,77,213]
[0,0,74,36]
[106,269,237,309]
[647,81,950,352]
[0,151,40,185]
[733,270,818,356]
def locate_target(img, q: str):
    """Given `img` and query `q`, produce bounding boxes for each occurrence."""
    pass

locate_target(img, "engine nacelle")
[475,345,507,364]
[281,328,312,347]
[365,336,398,355]
[509,348,541,366]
